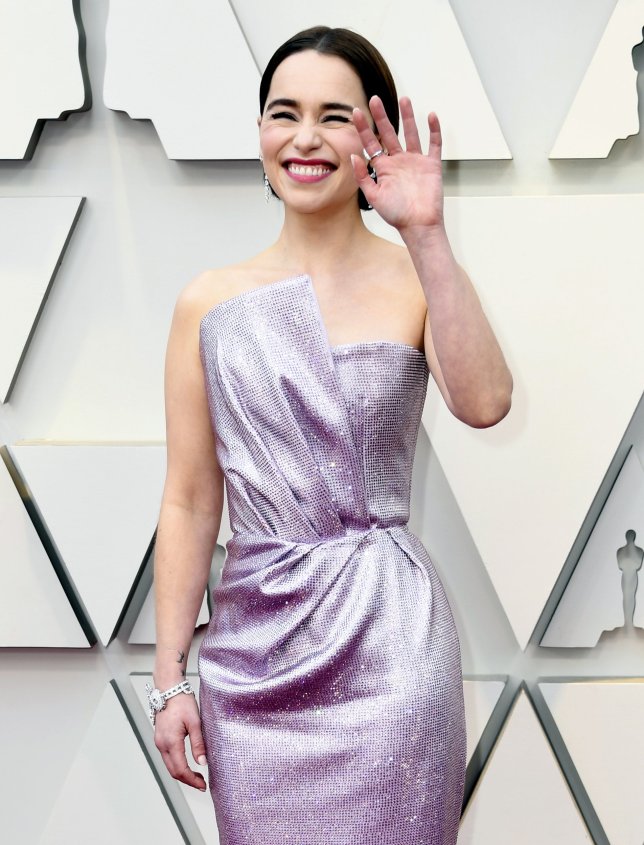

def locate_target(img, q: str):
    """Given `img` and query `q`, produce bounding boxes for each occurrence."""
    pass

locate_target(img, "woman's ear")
[257,115,262,128]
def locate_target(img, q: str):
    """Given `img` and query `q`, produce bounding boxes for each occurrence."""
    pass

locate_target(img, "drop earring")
[259,151,271,204]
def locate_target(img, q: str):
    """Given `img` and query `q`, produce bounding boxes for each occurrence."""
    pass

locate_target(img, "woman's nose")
[293,121,322,151]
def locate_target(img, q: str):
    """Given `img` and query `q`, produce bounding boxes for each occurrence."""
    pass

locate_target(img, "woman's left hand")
[351,95,444,234]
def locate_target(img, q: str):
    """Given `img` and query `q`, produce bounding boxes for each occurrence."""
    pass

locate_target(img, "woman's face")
[259,50,372,214]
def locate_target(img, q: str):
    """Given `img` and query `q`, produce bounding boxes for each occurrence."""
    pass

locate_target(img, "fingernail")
[198,755,207,766]
[200,785,207,792]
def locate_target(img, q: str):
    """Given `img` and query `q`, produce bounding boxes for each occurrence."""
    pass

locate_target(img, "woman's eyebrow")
[265,98,355,113]
[265,98,298,111]
[321,102,354,113]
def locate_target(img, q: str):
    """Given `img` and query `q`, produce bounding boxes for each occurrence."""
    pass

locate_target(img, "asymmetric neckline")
[199,273,425,358]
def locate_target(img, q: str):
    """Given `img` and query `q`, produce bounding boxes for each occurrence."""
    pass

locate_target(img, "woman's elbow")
[454,385,513,429]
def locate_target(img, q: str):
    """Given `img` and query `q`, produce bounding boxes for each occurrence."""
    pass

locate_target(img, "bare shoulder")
[172,259,271,325]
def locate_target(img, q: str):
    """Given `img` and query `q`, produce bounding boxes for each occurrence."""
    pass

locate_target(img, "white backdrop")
[1,1,643,843]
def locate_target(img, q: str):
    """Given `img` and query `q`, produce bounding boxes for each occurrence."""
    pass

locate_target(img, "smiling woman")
[150,24,513,845]
[259,50,374,215]
[259,27,399,211]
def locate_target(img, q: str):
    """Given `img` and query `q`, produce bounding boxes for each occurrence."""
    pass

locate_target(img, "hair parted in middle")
[259,26,400,211]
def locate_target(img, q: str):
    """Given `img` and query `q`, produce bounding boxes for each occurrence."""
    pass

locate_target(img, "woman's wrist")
[154,644,190,688]
[152,670,186,692]
[399,219,448,251]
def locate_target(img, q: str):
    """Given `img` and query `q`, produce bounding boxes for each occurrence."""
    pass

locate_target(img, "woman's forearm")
[153,498,221,688]
[401,222,513,427]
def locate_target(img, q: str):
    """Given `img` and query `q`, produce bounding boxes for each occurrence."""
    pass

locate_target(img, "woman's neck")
[270,201,374,278]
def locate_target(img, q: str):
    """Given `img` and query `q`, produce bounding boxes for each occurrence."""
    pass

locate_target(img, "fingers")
[161,746,207,791]
[427,111,443,163]
[399,97,422,154]
[155,704,208,792]
[188,721,208,768]
[355,93,440,162]
[368,96,403,154]
[350,154,377,207]
[352,106,381,158]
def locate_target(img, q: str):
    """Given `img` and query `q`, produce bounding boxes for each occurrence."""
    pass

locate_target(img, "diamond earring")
[264,172,271,203]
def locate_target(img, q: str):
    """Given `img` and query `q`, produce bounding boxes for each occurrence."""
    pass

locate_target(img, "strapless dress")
[198,274,465,845]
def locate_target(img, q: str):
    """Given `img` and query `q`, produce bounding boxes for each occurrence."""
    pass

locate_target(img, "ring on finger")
[368,148,385,162]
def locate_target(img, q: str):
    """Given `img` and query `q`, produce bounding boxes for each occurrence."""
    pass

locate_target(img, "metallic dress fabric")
[198,274,465,845]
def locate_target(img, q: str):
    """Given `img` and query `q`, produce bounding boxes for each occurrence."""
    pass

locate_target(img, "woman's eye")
[270,111,297,121]
[322,115,351,124]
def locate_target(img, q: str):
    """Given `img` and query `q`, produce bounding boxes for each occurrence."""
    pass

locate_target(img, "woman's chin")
[281,188,359,217]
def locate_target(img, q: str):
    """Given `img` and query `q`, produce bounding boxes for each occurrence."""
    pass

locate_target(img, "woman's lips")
[283,159,335,183]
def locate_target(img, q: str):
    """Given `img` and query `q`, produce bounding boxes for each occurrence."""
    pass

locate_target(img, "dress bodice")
[199,274,429,543]
[332,343,428,528]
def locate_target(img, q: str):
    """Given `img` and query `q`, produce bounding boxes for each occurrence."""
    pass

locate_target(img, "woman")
[149,25,512,845]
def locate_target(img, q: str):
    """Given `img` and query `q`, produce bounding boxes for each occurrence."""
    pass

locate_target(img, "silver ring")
[368,148,385,162]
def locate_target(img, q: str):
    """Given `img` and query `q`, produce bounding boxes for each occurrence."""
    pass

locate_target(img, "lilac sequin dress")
[198,274,465,845]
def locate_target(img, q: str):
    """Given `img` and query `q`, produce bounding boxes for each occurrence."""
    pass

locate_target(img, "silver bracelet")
[145,680,195,727]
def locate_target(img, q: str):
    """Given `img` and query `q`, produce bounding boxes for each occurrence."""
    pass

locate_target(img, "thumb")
[188,721,207,767]
[350,154,377,206]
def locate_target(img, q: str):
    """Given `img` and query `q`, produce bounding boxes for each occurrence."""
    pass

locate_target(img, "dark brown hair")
[259,26,399,211]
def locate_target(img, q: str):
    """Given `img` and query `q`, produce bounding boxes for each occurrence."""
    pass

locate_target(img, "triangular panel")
[0,450,88,647]
[421,195,644,648]
[10,443,166,645]
[104,0,260,159]
[230,0,511,159]
[39,683,185,844]
[0,0,90,159]
[540,681,644,845]
[550,0,644,158]
[131,674,220,845]
[543,447,644,646]
[459,691,592,843]
[0,197,84,402]
[463,678,506,764]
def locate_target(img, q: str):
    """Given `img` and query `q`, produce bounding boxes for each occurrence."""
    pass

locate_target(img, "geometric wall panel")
[550,0,644,158]
[10,443,166,646]
[540,681,644,845]
[459,691,592,843]
[103,0,260,159]
[542,447,644,647]
[39,683,185,845]
[230,0,512,160]
[0,667,107,843]
[0,0,90,159]
[463,678,506,765]
[418,195,644,649]
[128,582,210,645]
[0,197,84,403]
[0,451,88,647]
[131,674,219,845]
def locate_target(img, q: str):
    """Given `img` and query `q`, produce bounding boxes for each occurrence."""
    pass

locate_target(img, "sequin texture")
[198,275,465,844]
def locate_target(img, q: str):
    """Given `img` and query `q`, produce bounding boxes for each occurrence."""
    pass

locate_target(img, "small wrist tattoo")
[162,646,187,671]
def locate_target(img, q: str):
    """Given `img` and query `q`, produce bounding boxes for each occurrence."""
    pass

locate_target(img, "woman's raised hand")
[351,95,444,234]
